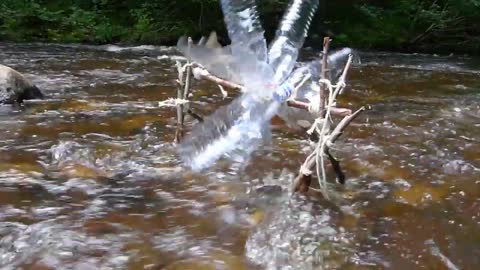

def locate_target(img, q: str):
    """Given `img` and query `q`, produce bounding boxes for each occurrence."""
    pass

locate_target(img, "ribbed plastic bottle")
[268,0,319,83]
[221,0,267,63]
[179,0,319,170]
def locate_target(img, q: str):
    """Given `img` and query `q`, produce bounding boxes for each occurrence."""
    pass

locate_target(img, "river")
[0,43,479,269]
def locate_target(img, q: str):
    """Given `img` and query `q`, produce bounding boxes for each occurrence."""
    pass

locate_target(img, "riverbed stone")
[0,64,43,104]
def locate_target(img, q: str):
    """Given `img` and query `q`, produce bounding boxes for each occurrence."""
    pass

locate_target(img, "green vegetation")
[1,0,479,54]
[0,0,225,44]
[326,0,480,53]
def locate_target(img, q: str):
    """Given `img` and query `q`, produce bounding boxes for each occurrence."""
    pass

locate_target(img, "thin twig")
[325,148,345,184]
[187,108,204,122]
[174,61,185,143]
[319,37,331,114]
[328,106,366,144]
[192,67,243,90]
[286,99,310,110]
[183,38,193,99]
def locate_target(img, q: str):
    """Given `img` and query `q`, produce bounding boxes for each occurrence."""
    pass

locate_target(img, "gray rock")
[0,64,43,104]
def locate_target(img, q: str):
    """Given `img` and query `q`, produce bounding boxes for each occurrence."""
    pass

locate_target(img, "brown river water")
[0,43,479,270]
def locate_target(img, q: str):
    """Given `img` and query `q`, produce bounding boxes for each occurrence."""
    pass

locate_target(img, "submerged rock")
[0,64,43,104]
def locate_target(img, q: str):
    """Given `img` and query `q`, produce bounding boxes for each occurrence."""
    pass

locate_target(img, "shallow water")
[0,43,479,270]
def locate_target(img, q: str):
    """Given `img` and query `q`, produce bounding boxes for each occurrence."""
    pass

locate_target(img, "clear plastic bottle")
[221,0,267,63]
[179,75,294,171]
[179,0,319,170]
[268,0,319,83]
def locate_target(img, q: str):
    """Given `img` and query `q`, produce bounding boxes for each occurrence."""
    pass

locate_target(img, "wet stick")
[174,61,184,143]
[319,37,331,114]
[174,38,192,143]
[183,38,193,100]
[315,54,354,196]
[315,37,334,199]
[315,54,353,197]
[286,73,312,110]
[294,37,331,194]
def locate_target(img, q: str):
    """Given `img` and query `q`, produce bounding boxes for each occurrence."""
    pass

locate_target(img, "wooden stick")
[286,99,309,110]
[174,61,184,143]
[174,38,193,143]
[187,108,204,122]
[285,100,352,117]
[192,67,243,90]
[294,151,317,193]
[338,55,353,95]
[183,38,193,99]
[326,148,345,184]
[328,106,366,144]
[319,37,331,114]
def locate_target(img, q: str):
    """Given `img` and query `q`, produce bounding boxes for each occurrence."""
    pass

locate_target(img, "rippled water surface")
[0,43,479,270]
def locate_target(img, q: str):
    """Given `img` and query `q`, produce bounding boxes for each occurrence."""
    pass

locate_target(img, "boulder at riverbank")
[0,64,43,104]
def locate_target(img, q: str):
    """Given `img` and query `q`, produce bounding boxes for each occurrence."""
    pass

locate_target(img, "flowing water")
[0,43,479,270]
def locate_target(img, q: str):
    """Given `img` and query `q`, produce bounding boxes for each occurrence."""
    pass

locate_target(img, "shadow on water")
[0,43,479,269]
